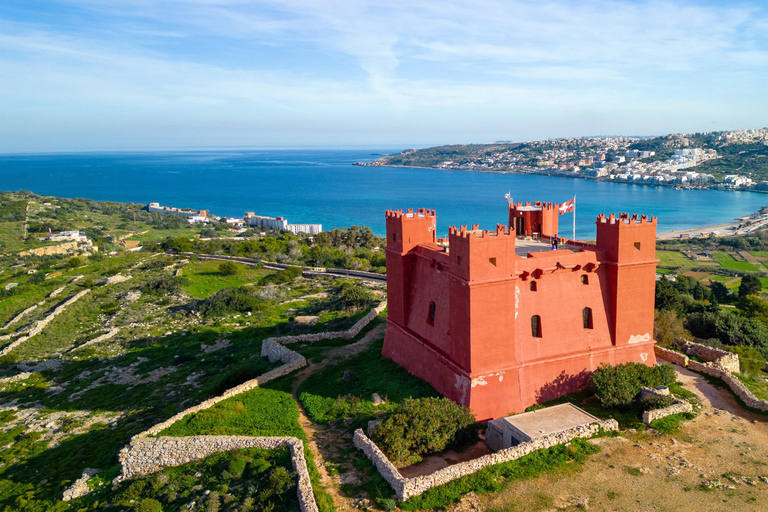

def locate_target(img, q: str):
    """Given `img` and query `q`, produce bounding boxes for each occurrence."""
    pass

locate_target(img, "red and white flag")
[559,198,575,215]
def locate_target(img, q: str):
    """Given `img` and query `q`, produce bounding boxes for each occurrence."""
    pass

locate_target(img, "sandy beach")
[657,208,768,240]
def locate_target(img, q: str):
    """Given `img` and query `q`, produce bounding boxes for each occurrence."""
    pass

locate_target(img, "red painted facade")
[383,207,659,420]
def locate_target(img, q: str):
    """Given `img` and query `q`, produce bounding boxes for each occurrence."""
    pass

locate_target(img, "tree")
[66,256,83,268]
[739,274,762,297]
[709,281,731,303]
[736,295,768,325]
[219,261,239,276]
[654,310,691,348]
[655,276,683,314]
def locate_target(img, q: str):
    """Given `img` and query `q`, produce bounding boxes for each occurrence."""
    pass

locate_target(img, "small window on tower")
[530,281,537,291]
[634,242,641,250]
[427,301,436,325]
[489,257,497,266]
[581,275,588,285]
[582,307,593,329]
[531,315,542,338]
[457,256,461,266]
[392,233,397,242]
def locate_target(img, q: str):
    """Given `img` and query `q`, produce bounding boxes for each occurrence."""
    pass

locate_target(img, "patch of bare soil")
[475,364,768,512]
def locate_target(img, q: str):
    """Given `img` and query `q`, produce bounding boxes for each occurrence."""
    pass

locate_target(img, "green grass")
[649,412,697,434]
[714,252,760,272]
[656,250,694,270]
[398,439,599,510]
[159,387,304,438]
[298,337,439,425]
[181,260,272,299]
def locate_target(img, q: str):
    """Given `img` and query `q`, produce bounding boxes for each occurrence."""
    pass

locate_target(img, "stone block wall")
[654,346,688,366]
[655,344,768,412]
[642,399,693,424]
[116,436,317,512]
[354,419,618,501]
[684,341,740,373]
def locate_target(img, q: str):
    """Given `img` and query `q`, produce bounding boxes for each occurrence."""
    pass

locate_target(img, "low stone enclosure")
[655,341,768,412]
[639,385,693,424]
[354,419,619,501]
[108,301,387,512]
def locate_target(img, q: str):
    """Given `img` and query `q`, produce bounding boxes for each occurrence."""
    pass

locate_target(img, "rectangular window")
[427,301,436,326]
[531,315,541,337]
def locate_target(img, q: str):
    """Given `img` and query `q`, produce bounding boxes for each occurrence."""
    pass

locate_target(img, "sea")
[1,148,766,239]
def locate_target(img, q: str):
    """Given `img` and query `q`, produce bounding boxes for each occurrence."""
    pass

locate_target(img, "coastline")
[353,161,744,192]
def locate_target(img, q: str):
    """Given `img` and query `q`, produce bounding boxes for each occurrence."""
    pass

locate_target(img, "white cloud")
[1,0,767,149]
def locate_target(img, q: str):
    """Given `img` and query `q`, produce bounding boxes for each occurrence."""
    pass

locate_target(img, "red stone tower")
[383,205,659,420]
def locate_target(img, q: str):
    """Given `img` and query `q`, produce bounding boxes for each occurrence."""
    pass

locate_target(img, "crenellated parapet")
[596,213,657,226]
[385,208,437,219]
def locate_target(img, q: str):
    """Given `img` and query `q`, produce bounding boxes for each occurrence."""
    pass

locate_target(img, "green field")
[714,251,760,272]
[655,250,694,270]
[181,260,271,298]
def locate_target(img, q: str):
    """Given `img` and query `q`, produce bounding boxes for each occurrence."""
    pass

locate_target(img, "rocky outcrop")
[354,419,619,501]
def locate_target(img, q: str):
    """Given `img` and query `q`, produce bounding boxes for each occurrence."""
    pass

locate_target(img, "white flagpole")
[572,195,576,241]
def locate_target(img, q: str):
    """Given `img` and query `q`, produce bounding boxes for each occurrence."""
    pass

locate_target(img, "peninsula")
[355,127,768,192]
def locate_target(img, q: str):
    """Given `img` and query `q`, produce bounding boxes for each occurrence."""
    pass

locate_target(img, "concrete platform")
[486,403,599,451]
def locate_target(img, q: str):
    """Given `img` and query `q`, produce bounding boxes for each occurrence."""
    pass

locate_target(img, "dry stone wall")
[655,344,768,412]
[261,302,387,348]
[116,436,317,512]
[684,341,740,373]
[354,419,619,501]
[117,300,386,510]
[642,399,693,424]
[3,304,38,329]
[0,289,91,357]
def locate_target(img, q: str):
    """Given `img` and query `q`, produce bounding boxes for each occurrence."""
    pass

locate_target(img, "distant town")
[357,127,768,191]
[147,202,322,235]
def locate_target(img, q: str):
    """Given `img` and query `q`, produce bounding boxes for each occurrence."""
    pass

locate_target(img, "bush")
[331,279,376,310]
[135,498,163,512]
[371,397,477,466]
[262,266,303,285]
[24,272,45,285]
[636,394,675,412]
[66,256,83,268]
[590,362,676,408]
[142,275,189,295]
[198,287,269,317]
[219,261,239,276]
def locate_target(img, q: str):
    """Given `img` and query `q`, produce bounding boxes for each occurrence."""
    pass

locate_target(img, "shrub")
[227,458,248,479]
[66,256,83,268]
[371,397,477,466]
[636,394,675,412]
[219,261,239,276]
[142,275,189,295]
[590,362,676,408]
[198,287,269,317]
[331,279,376,310]
[25,272,45,285]
[135,498,163,512]
[261,266,303,285]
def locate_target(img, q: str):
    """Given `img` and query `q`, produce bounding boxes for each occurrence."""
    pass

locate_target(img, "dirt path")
[290,323,387,511]
[473,363,768,512]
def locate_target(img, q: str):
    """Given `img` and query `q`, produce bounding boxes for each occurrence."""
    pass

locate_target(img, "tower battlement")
[597,213,657,225]
[385,208,437,219]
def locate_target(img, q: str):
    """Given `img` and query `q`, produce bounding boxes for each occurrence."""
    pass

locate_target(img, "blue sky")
[1,0,767,152]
